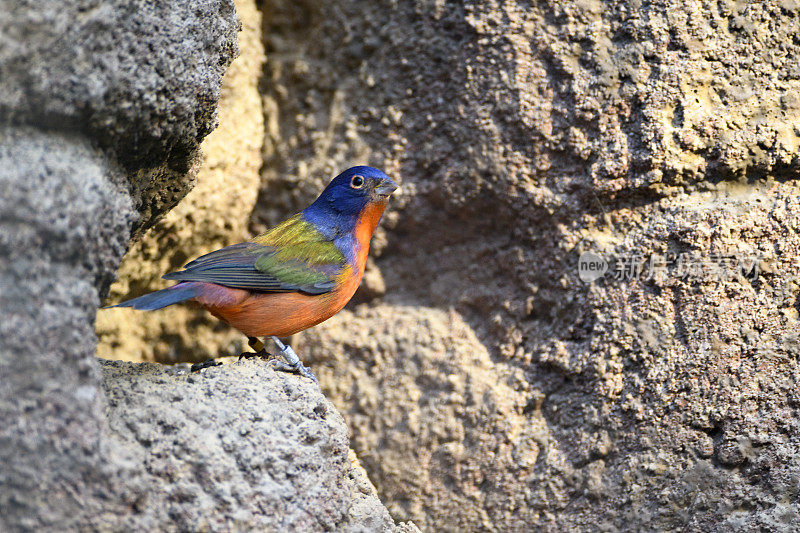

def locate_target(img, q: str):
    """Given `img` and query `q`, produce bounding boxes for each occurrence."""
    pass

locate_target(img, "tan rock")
[94,0,800,529]
[298,306,553,530]
[257,1,800,530]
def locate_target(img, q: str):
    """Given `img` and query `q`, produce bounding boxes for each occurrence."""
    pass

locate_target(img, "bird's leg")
[269,336,318,383]
[249,336,265,351]
[239,336,270,360]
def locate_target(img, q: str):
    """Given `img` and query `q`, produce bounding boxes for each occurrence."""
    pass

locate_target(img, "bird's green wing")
[162,215,346,294]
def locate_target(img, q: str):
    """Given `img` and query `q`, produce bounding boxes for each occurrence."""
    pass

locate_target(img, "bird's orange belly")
[199,270,361,338]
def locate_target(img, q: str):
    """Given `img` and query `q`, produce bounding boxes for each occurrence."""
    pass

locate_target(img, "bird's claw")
[267,358,319,383]
[268,336,318,383]
[239,336,317,383]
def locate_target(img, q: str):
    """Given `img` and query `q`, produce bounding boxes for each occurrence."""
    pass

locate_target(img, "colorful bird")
[108,166,399,382]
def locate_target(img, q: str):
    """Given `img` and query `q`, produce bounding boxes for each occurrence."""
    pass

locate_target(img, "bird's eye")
[350,175,365,189]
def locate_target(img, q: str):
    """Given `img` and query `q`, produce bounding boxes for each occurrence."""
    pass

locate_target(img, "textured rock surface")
[0,2,415,530]
[256,1,800,531]
[0,0,239,234]
[99,358,411,531]
[89,0,800,530]
[0,127,136,531]
[0,1,242,530]
[97,0,265,363]
[299,307,539,530]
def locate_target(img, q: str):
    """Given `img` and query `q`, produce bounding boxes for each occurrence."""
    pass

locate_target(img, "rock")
[0,127,137,531]
[0,1,240,530]
[298,306,544,531]
[254,1,800,531]
[0,0,239,235]
[1,1,414,530]
[80,0,800,530]
[98,358,409,531]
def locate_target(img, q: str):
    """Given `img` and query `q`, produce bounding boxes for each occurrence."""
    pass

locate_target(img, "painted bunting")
[108,166,399,382]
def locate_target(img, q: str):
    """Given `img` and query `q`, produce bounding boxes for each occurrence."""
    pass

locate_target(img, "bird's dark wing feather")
[182,242,263,270]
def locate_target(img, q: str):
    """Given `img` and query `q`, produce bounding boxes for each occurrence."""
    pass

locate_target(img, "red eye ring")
[350,175,365,188]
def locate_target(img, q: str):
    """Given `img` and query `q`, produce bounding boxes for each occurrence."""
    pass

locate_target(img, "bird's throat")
[353,200,388,271]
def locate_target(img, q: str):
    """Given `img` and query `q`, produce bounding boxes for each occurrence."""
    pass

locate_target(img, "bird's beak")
[374,179,399,198]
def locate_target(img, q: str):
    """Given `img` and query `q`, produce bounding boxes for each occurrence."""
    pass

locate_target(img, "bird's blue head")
[305,166,398,222]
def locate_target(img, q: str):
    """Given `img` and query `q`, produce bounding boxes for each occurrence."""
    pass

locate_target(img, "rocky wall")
[0,0,239,526]
[258,1,800,531]
[90,0,800,530]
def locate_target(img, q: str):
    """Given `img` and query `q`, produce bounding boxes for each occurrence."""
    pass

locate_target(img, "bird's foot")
[267,358,318,383]
[269,336,318,384]
[191,359,222,372]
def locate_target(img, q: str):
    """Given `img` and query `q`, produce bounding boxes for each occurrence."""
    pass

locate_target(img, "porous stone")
[98,358,410,532]
[0,0,240,235]
[255,1,800,531]
[298,306,544,531]
[0,127,137,531]
[0,1,410,529]
[0,1,243,530]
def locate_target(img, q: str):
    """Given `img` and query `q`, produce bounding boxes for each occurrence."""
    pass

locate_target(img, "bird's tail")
[106,283,197,311]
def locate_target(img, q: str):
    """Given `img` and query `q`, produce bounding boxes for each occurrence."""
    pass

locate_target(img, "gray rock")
[0,127,137,531]
[99,358,403,531]
[0,1,411,530]
[0,128,411,529]
[0,0,240,234]
[0,1,257,530]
